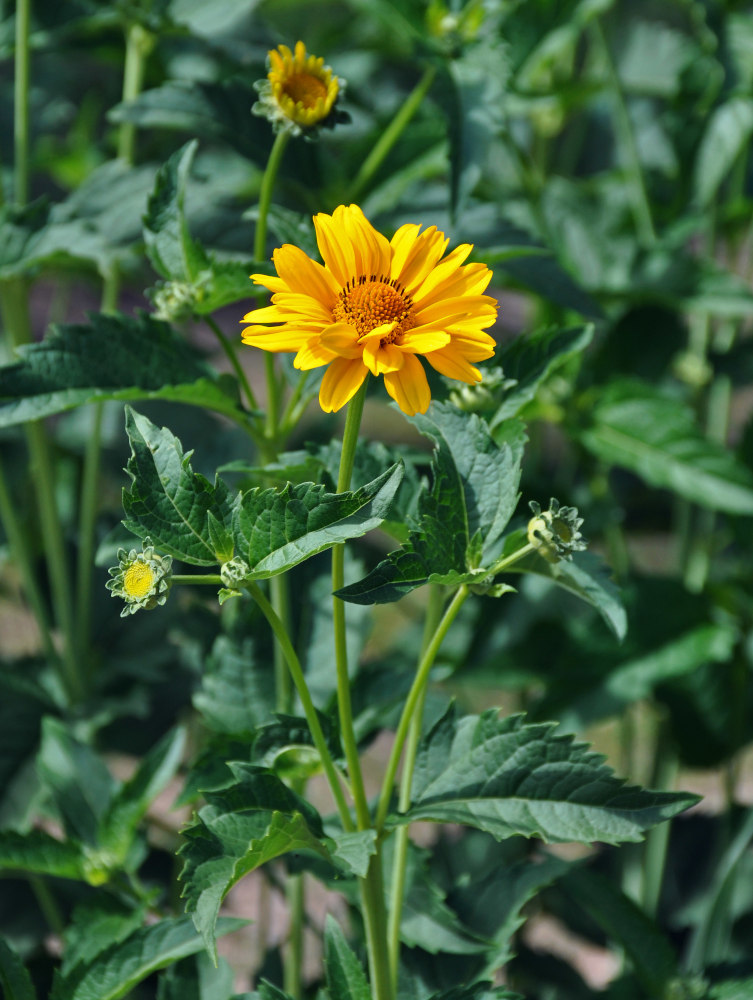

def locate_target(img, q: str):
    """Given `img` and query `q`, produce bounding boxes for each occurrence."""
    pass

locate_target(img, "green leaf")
[253,713,343,778]
[98,727,186,864]
[324,916,371,1000]
[491,325,594,424]
[50,916,246,1000]
[122,407,238,565]
[694,97,753,207]
[709,979,753,1000]
[326,829,377,879]
[337,406,523,604]
[193,636,275,737]
[398,707,698,844]
[580,380,753,514]
[179,764,330,959]
[156,953,235,1000]
[0,829,86,881]
[233,463,404,579]
[37,717,115,846]
[0,312,244,428]
[499,530,627,640]
[62,900,147,978]
[144,140,209,283]
[0,935,37,1000]
[560,867,678,996]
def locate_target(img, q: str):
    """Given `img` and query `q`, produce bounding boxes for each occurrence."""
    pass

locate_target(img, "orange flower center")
[282,72,329,109]
[333,277,416,345]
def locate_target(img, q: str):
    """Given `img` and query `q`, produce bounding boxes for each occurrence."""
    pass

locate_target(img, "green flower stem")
[253,130,290,451]
[592,19,656,247]
[117,22,153,164]
[205,315,260,415]
[14,0,30,206]
[348,64,437,202]
[387,583,445,990]
[244,580,354,832]
[375,584,470,833]
[0,453,57,665]
[75,399,104,669]
[172,574,223,585]
[488,540,537,575]
[283,798,305,1000]
[0,279,82,701]
[640,719,679,920]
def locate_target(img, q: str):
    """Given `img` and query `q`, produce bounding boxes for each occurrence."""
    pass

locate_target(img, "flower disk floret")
[106,538,173,616]
[241,204,498,415]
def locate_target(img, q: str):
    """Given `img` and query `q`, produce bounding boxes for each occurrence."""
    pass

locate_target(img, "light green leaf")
[122,407,238,565]
[37,717,115,846]
[0,312,244,428]
[580,380,753,514]
[324,916,371,1000]
[0,829,86,881]
[0,936,37,1000]
[98,728,186,864]
[326,830,377,879]
[233,463,403,579]
[144,140,209,283]
[50,917,246,1000]
[398,707,698,844]
[694,97,753,207]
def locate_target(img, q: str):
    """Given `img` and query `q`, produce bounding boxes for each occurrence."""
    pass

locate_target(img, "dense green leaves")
[580,380,753,514]
[396,707,697,844]
[0,313,244,427]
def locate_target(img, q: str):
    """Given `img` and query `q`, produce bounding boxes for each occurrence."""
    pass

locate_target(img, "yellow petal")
[315,209,356,286]
[398,229,449,295]
[241,327,311,352]
[424,347,483,382]
[383,354,431,415]
[294,340,337,370]
[397,329,451,354]
[342,205,391,277]
[272,244,339,306]
[357,321,397,345]
[319,322,363,359]
[251,273,289,294]
[319,357,369,412]
[362,339,404,376]
[241,304,290,324]
[389,224,422,280]
[411,243,474,302]
[414,295,498,326]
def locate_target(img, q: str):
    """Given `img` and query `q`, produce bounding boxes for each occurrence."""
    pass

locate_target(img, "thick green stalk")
[283,866,305,999]
[244,580,353,832]
[375,585,470,833]
[14,0,31,206]
[387,584,445,989]
[348,65,437,202]
[117,22,153,164]
[592,19,656,247]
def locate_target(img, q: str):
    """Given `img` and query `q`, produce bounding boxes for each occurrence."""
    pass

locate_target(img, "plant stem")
[640,716,679,920]
[117,22,152,164]
[387,584,445,989]
[284,865,305,1000]
[592,19,656,247]
[244,580,354,831]
[172,573,223,585]
[375,584,470,833]
[205,314,259,414]
[348,65,437,202]
[14,0,31,206]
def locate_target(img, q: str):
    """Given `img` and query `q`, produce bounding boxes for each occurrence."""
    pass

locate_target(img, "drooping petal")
[319,357,369,412]
[362,339,405,376]
[383,354,431,415]
[294,339,337,370]
[424,347,483,382]
[397,329,451,354]
[318,322,363,358]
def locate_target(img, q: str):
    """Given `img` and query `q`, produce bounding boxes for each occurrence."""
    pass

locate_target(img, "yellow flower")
[241,204,498,415]
[106,538,173,616]
[253,41,345,135]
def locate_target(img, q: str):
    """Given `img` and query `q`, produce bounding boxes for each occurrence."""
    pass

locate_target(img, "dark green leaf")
[399,707,697,844]
[580,380,753,514]
[193,636,275,737]
[122,407,238,565]
[0,312,244,428]
[233,463,404,579]
[324,916,371,1000]
[50,916,246,1000]
[0,829,86,881]
[0,935,36,1000]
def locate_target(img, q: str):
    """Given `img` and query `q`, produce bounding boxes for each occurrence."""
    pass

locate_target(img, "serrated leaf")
[324,916,371,1000]
[37,717,115,846]
[491,325,594,424]
[326,829,377,879]
[580,380,753,514]
[144,140,209,283]
[62,900,147,978]
[193,636,275,737]
[561,867,677,996]
[179,764,330,958]
[397,707,697,844]
[122,407,238,565]
[0,312,244,428]
[50,916,246,1000]
[98,727,186,864]
[233,463,403,579]
[0,829,86,880]
[337,406,523,604]
[0,937,36,1000]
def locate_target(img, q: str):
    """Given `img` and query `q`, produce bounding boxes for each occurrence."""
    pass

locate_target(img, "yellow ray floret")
[241,204,498,415]
[253,41,342,134]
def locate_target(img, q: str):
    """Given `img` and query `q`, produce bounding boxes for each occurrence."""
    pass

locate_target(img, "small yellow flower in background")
[253,41,347,136]
[241,204,498,415]
[106,538,173,616]
[527,499,587,563]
